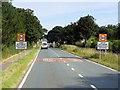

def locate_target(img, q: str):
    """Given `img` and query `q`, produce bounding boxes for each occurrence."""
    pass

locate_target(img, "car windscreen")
[42,43,47,45]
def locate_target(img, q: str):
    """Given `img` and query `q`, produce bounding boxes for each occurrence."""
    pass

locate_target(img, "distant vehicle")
[41,41,48,49]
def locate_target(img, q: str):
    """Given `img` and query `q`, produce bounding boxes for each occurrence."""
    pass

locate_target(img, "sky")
[12,0,119,31]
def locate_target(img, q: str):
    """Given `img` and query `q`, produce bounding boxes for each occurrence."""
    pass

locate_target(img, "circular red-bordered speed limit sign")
[18,34,25,42]
[99,34,107,42]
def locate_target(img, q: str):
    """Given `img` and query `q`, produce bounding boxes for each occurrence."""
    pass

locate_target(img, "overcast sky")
[12,0,119,30]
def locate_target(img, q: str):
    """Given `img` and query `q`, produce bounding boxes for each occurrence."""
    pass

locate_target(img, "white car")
[41,41,48,49]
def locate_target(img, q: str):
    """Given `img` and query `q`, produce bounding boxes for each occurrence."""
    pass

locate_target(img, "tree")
[75,15,99,46]
[2,2,43,49]
[47,26,64,43]
[42,28,48,34]
[116,23,120,39]
[64,23,76,44]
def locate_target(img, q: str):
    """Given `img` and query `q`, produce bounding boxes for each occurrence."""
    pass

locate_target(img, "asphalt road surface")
[21,48,119,89]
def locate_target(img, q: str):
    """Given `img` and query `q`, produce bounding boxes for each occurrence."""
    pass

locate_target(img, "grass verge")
[60,45,119,71]
[2,45,22,60]
[0,46,40,88]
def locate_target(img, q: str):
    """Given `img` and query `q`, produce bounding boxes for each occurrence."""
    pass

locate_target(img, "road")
[21,48,119,89]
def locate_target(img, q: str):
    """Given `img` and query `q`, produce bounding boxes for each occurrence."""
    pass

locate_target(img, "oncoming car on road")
[41,41,48,49]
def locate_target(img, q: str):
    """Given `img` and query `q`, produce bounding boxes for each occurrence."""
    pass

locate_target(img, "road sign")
[18,34,25,42]
[16,42,27,49]
[97,42,109,50]
[99,34,107,42]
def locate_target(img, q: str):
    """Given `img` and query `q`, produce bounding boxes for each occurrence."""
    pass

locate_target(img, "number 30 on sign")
[99,34,107,42]
[18,34,25,42]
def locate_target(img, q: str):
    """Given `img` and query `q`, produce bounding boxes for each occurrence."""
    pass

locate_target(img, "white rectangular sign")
[97,42,109,50]
[16,42,27,49]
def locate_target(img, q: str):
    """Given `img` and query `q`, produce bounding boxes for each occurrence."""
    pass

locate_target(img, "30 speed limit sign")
[18,34,25,42]
[99,34,107,42]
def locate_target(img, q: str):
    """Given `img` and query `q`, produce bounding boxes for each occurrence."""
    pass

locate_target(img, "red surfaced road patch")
[36,58,85,62]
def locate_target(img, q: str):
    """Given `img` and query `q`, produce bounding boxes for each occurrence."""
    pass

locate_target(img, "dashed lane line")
[90,85,98,90]
[67,64,70,66]
[78,74,84,78]
[71,68,75,71]
[49,48,60,57]
[65,62,98,90]
[60,49,119,73]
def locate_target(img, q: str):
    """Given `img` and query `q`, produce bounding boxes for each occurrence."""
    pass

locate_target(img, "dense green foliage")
[47,15,120,53]
[2,2,43,47]
[2,2,44,59]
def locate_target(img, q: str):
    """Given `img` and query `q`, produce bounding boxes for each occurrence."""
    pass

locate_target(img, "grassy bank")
[1,47,40,88]
[2,42,38,63]
[2,45,22,61]
[60,45,119,71]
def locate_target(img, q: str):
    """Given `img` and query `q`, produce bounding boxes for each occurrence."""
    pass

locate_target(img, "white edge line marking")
[71,68,75,71]
[86,59,120,73]
[90,85,97,90]
[60,49,119,73]
[67,64,69,66]
[78,74,84,78]
[18,48,40,88]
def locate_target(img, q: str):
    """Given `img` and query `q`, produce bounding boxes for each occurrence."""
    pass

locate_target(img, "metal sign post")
[98,34,108,59]
[16,34,27,62]
[105,49,107,57]
[97,42,109,59]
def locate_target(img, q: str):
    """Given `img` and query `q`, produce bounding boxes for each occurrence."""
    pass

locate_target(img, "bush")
[85,36,97,48]
[2,45,22,60]
[75,41,83,47]
[112,40,120,53]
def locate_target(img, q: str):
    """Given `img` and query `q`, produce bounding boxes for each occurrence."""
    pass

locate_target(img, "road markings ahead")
[49,48,60,57]
[67,64,70,66]
[71,68,75,71]
[78,74,84,78]
[47,49,99,89]
[90,85,98,90]
[36,58,83,62]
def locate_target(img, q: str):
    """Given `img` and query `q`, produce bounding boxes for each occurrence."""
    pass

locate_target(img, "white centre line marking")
[90,85,98,90]
[49,48,60,57]
[67,64,69,66]
[71,68,75,71]
[78,74,84,78]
